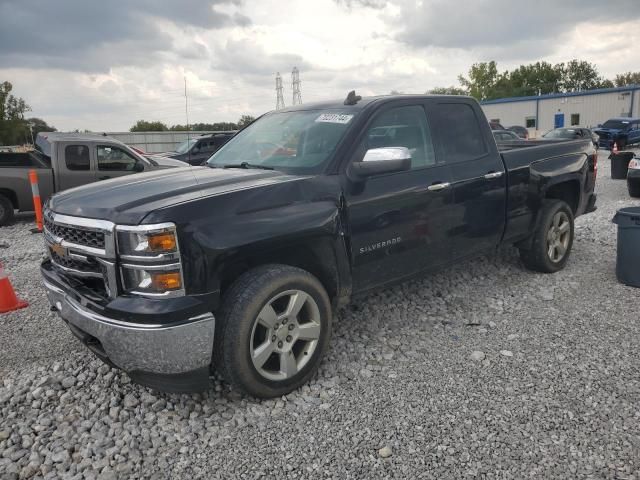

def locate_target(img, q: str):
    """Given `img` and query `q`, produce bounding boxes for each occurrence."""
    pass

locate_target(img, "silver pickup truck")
[0,133,186,225]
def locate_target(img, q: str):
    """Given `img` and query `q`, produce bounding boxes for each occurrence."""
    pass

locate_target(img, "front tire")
[0,194,15,226]
[214,264,332,398]
[519,200,574,273]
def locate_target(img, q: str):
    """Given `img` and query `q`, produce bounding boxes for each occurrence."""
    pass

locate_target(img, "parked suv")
[593,117,640,150]
[158,132,236,165]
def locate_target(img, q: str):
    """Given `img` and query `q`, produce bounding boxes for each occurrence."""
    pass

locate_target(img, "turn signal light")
[148,233,177,252]
[150,272,182,290]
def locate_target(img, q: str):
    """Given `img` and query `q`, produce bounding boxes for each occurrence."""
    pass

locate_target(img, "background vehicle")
[593,117,640,149]
[41,94,597,398]
[493,129,521,142]
[507,125,529,139]
[156,132,236,165]
[542,127,599,149]
[0,133,184,225]
[628,156,640,197]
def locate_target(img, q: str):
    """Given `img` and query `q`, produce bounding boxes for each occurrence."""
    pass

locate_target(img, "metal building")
[481,85,640,137]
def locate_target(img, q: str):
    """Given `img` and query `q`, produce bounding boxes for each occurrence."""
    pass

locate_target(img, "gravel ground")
[1,150,639,479]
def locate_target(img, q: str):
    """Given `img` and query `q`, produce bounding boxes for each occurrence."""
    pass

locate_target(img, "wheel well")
[0,189,18,210]
[219,243,339,303]
[545,181,579,214]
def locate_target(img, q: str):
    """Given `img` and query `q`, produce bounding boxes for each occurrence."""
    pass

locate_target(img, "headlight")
[116,223,185,298]
[120,264,184,297]
[116,223,178,257]
[629,158,640,170]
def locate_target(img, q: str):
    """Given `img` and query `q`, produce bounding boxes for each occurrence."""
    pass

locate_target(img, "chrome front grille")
[44,216,105,249]
[43,209,118,298]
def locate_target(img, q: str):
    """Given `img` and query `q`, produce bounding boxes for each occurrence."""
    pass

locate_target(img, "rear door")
[429,100,507,261]
[629,121,640,145]
[56,142,96,191]
[345,101,454,291]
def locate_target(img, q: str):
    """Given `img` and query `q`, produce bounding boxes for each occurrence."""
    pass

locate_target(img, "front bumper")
[43,273,215,393]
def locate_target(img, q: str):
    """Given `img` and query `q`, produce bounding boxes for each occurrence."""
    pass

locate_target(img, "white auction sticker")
[315,113,354,124]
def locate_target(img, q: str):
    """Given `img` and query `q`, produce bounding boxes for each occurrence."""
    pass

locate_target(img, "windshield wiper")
[223,162,274,170]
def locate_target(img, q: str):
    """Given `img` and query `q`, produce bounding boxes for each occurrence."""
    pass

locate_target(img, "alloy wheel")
[250,289,321,381]
[546,211,571,263]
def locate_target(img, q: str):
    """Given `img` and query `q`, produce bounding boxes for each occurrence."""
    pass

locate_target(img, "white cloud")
[0,0,638,131]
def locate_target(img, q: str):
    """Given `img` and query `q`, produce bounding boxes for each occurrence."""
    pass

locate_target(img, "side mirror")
[349,147,412,180]
[133,162,144,172]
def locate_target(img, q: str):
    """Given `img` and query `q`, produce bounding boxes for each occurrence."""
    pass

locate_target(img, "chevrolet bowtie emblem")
[50,241,66,258]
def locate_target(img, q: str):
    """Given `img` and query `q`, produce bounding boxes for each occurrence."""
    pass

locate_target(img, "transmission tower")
[291,67,302,106]
[275,72,285,110]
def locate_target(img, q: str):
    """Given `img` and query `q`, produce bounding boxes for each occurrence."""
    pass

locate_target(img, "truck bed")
[0,151,50,168]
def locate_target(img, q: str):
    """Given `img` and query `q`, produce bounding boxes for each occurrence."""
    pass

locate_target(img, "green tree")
[507,61,562,96]
[557,60,611,92]
[237,115,255,128]
[427,86,468,95]
[27,117,56,140]
[614,72,640,87]
[0,81,32,145]
[129,120,169,132]
[458,61,501,101]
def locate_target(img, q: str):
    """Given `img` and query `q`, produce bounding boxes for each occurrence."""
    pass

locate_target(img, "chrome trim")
[119,252,181,262]
[120,262,182,271]
[427,182,450,191]
[50,260,103,279]
[484,171,504,179]
[116,223,176,233]
[68,252,88,262]
[48,212,115,232]
[43,279,215,374]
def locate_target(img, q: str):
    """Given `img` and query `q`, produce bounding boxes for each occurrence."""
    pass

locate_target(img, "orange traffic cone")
[613,142,618,154]
[0,263,28,314]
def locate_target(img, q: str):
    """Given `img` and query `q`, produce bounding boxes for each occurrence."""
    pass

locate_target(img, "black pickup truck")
[41,93,597,397]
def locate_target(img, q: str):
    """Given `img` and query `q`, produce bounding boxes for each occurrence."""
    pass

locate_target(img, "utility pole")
[291,67,302,106]
[275,72,285,110]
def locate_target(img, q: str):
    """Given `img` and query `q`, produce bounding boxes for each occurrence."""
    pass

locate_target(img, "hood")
[48,166,300,224]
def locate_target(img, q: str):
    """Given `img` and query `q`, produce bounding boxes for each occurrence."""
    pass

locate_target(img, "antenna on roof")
[344,90,361,106]
[185,76,191,166]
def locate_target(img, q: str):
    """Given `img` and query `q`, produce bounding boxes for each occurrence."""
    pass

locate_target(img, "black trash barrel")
[612,206,640,287]
[610,151,634,179]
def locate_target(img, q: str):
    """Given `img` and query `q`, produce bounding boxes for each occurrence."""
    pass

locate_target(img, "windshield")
[602,120,630,130]
[207,110,356,173]
[175,138,197,154]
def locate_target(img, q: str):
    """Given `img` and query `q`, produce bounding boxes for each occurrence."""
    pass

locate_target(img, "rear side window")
[65,145,90,171]
[433,104,487,163]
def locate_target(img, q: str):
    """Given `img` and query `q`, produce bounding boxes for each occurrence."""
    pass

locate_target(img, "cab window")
[97,146,138,171]
[65,145,90,171]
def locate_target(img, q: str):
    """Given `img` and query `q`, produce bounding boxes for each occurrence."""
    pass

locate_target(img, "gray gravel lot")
[1,150,639,479]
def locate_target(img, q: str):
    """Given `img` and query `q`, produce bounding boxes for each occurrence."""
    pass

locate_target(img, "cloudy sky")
[1,0,638,131]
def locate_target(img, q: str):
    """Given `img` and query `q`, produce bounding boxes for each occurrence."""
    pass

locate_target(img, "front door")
[554,113,565,128]
[345,103,454,292]
[96,145,143,180]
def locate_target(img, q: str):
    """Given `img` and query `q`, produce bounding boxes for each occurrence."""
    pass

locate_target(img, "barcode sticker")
[315,114,354,124]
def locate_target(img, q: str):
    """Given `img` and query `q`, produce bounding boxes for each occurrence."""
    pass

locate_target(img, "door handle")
[484,171,504,179]
[427,182,450,192]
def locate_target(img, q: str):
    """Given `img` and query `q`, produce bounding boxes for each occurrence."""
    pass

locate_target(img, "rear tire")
[214,264,332,398]
[519,200,574,273]
[0,194,15,226]
[628,181,640,198]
